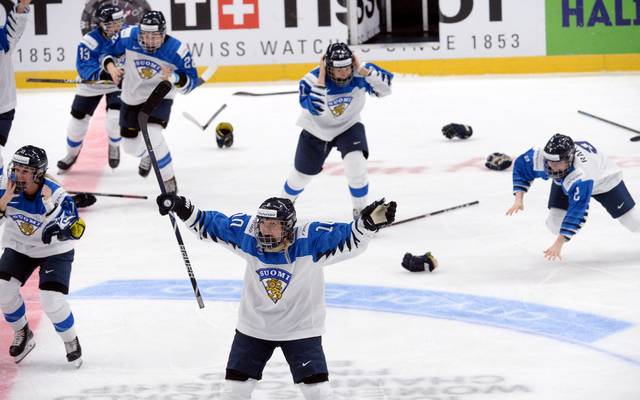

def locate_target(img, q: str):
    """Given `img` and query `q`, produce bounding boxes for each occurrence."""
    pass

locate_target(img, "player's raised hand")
[0,180,18,211]
[317,55,326,86]
[17,0,32,13]
[506,192,525,216]
[106,63,124,86]
[41,185,52,202]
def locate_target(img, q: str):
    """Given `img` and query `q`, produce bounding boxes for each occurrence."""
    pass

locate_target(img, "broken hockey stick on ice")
[26,78,114,85]
[68,191,148,200]
[182,104,227,131]
[384,200,480,228]
[578,110,640,142]
[232,90,298,96]
[139,80,205,309]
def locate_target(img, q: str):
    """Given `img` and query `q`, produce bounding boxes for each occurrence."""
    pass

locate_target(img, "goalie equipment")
[215,122,234,148]
[402,252,438,272]
[360,198,397,231]
[485,152,512,171]
[442,123,473,140]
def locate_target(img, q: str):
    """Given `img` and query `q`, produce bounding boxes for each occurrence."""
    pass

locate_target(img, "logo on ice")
[256,267,292,304]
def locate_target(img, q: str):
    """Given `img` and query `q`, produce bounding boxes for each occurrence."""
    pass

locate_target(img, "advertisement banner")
[546,0,640,55]
[7,0,547,73]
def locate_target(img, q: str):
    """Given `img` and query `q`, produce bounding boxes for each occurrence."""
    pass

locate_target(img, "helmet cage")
[251,202,296,252]
[543,135,575,179]
[9,153,47,193]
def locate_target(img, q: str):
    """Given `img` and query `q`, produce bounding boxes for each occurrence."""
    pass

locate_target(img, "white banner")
[9,0,546,72]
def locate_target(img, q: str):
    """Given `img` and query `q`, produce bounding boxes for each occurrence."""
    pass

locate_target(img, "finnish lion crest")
[134,59,161,80]
[11,214,42,236]
[256,267,292,304]
[328,96,352,117]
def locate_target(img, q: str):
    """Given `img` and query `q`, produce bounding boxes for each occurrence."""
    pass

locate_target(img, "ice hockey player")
[156,193,396,400]
[102,10,199,194]
[0,0,32,176]
[0,146,86,366]
[280,42,393,218]
[57,3,125,172]
[507,134,640,260]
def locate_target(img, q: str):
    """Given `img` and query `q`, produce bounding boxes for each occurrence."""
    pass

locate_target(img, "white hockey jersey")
[0,176,79,258]
[296,64,393,141]
[183,208,376,341]
[0,5,29,114]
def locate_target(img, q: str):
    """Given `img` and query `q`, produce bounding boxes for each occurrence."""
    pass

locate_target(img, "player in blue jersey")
[507,134,640,260]
[102,10,199,194]
[0,145,86,366]
[0,0,31,176]
[280,42,393,218]
[156,193,396,400]
[57,3,125,172]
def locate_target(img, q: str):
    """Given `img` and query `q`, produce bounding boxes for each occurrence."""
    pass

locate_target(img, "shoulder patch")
[81,34,99,50]
[563,169,584,192]
[120,26,134,39]
[177,42,189,59]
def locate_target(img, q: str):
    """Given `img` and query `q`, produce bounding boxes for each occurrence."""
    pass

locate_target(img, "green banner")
[546,0,640,55]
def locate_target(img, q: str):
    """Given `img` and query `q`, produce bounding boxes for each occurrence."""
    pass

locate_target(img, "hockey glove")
[485,152,513,171]
[72,193,97,208]
[442,123,473,140]
[42,215,86,244]
[360,198,397,231]
[215,122,234,148]
[156,194,194,221]
[401,252,438,272]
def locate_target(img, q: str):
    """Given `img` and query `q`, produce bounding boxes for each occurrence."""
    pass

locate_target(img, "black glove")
[42,215,86,244]
[215,122,234,148]
[442,123,473,140]
[156,194,194,220]
[485,152,513,171]
[402,252,438,272]
[72,193,97,208]
[360,198,397,231]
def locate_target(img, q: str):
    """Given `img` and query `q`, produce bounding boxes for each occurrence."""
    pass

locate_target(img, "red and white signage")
[218,0,259,30]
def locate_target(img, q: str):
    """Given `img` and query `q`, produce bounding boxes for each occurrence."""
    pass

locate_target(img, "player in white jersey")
[281,42,393,218]
[0,0,31,176]
[507,134,640,260]
[57,3,124,172]
[156,193,397,400]
[0,146,86,366]
[102,10,199,194]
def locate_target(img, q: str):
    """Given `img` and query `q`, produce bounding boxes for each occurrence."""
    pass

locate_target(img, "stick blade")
[182,112,204,130]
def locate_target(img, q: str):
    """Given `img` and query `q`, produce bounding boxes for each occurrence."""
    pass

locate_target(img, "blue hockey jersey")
[75,27,121,96]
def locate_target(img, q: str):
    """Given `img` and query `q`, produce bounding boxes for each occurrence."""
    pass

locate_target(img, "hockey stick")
[384,200,480,228]
[577,110,640,142]
[232,90,298,96]
[26,78,114,85]
[182,104,227,131]
[139,80,205,309]
[68,191,147,199]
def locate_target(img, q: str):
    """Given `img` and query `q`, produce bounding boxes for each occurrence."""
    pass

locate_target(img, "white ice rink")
[1,72,639,400]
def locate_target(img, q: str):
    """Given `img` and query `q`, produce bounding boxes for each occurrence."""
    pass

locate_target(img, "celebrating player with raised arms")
[156,193,396,400]
[102,10,198,194]
[57,3,125,172]
[281,42,393,218]
[0,146,86,366]
[507,134,640,260]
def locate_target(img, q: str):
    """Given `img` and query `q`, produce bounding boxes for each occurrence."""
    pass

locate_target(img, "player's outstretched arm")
[543,235,567,261]
[506,191,525,216]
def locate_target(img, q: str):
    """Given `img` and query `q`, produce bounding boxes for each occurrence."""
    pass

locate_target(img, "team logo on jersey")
[328,96,353,117]
[256,267,292,304]
[134,59,162,79]
[10,214,43,236]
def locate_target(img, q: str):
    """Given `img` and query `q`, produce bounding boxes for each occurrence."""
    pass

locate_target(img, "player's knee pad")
[545,208,565,234]
[618,206,640,233]
[220,378,257,400]
[67,114,90,138]
[39,290,69,317]
[122,136,144,156]
[0,277,21,307]
[70,109,88,120]
[343,151,367,186]
[298,380,334,400]
[106,109,120,139]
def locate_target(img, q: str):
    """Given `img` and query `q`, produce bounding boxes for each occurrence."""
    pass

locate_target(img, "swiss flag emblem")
[218,0,260,29]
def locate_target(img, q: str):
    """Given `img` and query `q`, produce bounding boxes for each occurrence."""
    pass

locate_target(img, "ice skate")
[9,323,35,364]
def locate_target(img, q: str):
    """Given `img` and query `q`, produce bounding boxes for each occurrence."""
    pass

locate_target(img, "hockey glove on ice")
[402,252,438,272]
[156,194,194,221]
[72,193,97,208]
[485,152,513,171]
[442,123,473,140]
[215,122,234,148]
[42,215,86,244]
[360,198,397,231]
